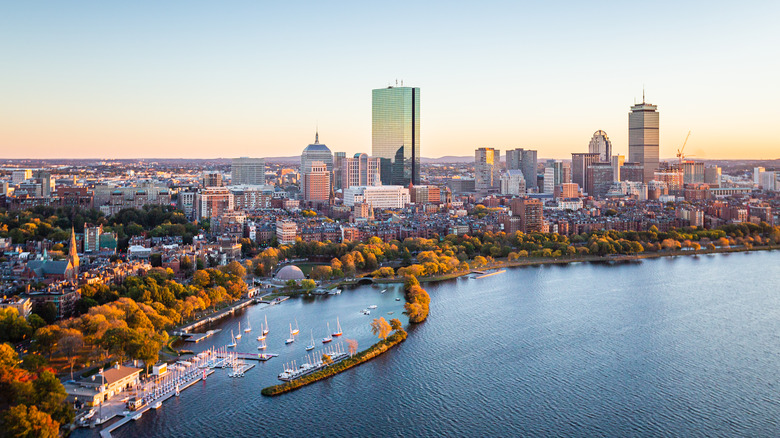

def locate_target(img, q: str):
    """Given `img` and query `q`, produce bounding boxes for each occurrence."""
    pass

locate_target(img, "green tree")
[2,404,59,438]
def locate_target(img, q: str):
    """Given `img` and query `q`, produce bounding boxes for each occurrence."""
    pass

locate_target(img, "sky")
[1,1,779,160]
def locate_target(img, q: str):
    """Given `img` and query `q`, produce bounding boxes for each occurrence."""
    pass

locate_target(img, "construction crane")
[676,131,691,164]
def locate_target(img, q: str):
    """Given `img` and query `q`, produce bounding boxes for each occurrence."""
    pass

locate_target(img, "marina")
[277,343,349,382]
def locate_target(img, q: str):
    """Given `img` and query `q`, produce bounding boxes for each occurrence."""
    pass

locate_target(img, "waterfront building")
[588,130,613,162]
[628,97,660,183]
[475,148,501,194]
[343,185,410,209]
[372,85,420,185]
[571,153,600,193]
[231,157,265,185]
[510,198,544,233]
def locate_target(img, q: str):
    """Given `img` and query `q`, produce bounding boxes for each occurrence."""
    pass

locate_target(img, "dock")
[214,351,278,362]
[182,329,221,343]
[474,269,506,279]
[173,298,255,336]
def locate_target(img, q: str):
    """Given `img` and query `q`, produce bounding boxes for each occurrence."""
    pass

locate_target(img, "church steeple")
[68,227,79,283]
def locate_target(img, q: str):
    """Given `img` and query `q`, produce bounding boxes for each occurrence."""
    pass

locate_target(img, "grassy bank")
[261,329,408,396]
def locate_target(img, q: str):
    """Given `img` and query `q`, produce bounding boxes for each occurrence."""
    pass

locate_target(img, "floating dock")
[474,269,506,279]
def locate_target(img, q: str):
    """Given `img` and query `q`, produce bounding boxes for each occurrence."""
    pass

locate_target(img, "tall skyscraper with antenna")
[628,91,659,183]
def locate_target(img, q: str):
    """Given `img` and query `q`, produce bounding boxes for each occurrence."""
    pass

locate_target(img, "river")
[76,251,780,437]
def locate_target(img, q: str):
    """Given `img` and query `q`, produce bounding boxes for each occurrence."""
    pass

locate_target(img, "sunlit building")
[588,130,613,162]
[372,85,420,186]
[628,98,660,183]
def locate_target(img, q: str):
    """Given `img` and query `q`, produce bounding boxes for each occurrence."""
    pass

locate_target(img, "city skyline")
[1,1,779,160]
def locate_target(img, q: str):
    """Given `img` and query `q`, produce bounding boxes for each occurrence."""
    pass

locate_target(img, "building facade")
[372,86,420,186]
[588,130,613,162]
[231,157,265,185]
[628,99,660,183]
[475,148,501,194]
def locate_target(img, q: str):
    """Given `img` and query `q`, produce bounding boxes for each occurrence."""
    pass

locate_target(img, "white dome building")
[275,265,305,281]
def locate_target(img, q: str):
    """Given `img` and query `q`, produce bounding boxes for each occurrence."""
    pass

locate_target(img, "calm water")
[78,251,780,437]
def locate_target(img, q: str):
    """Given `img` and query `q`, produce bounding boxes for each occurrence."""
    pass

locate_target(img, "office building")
[611,155,625,181]
[475,148,501,194]
[705,166,722,188]
[201,171,223,188]
[12,169,32,184]
[506,148,538,190]
[197,187,234,219]
[372,85,420,185]
[753,167,766,186]
[620,162,644,183]
[342,153,381,189]
[343,185,410,209]
[628,97,660,183]
[653,170,684,195]
[571,153,600,193]
[556,183,580,199]
[301,131,333,174]
[231,157,265,185]
[500,170,526,196]
[276,220,298,245]
[588,130,613,162]
[302,161,331,203]
[587,163,615,198]
[510,198,544,233]
[83,224,102,253]
[333,152,347,190]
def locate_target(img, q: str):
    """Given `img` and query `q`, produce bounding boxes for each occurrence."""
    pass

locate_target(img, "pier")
[182,329,221,343]
[173,298,256,336]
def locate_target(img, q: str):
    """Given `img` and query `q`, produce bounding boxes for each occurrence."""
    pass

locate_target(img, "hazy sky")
[2,1,778,160]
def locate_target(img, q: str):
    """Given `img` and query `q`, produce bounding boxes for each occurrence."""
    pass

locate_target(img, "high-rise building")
[500,170,526,196]
[342,185,410,209]
[611,155,625,182]
[704,166,722,188]
[342,153,381,189]
[197,187,234,219]
[621,162,644,183]
[231,157,265,185]
[333,152,347,190]
[301,131,333,174]
[372,85,420,186]
[753,167,766,186]
[83,224,102,253]
[12,169,32,184]
[587,163,615,198]
[201,171,223,188]
[588,130,613,162]
[557,183,580,199]
[674,161,705,184]
[571,153,600,193]
[506,148,538,191]
[628,97,660,183]
[475,148,501,194]
[510,198,544,233]
[302,161,331,203]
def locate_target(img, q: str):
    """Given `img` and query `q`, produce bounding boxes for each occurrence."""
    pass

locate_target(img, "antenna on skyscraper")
[642,85,645,104]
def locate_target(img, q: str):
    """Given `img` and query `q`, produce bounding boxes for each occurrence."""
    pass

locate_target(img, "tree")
[2,404,59,438]
[56,329,83,380]
[389,318,403,332]
[32,326,60,359]
[370,317,392,340]
[321,354,333,365]
[300,279,316,291]
[345,338,358,357]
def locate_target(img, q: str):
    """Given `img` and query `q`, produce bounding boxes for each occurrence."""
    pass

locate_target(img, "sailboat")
[228,330,237,348]
[306,329,315,351]
[263,315,269,335]
[332,317,343,337]
[256,323,266,341]
[244,321,251,333]
[257,338,267,350]
[291,319,300,335]
[235,322,242,339]
[322,322,333,343]
[285,324,295,344]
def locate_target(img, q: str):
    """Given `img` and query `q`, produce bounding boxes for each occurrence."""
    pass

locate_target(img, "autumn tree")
[345,338,358,357]
[2,404,60,438]
[370,317,392,340]
[56,329,83,380]
[389,318,403,332]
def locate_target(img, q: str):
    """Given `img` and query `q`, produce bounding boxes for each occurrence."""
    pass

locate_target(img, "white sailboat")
[285,324,295,344]
[257,338,267,350]
[235,322,242,339]
[228,330,237,348]
[322,322,333,343]
[332,317,343,337]
[256,323,266,341]
[291,318,300,335]
[263,315,269,335]
[244,321,251,333]
[306,329,315,351]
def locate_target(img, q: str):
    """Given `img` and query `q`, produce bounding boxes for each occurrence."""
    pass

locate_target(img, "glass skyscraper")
[372,86,420,186]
